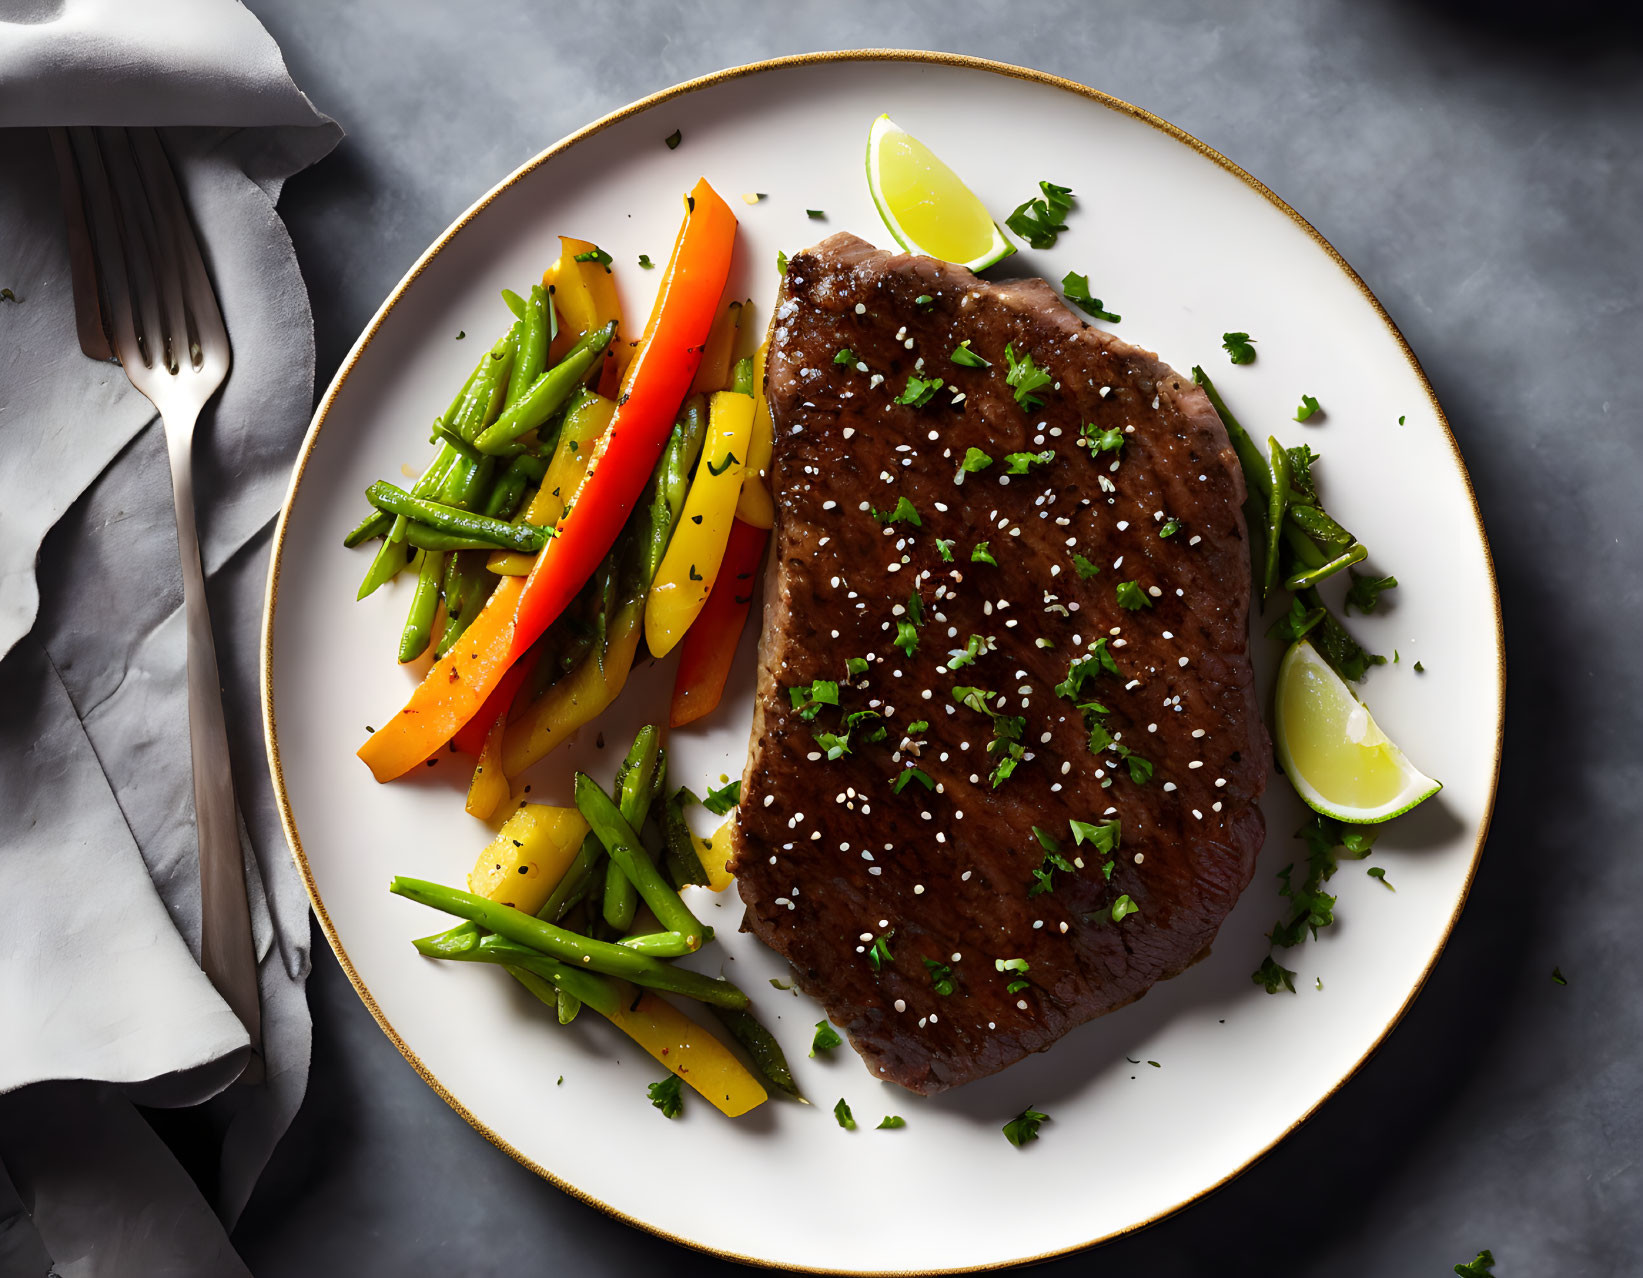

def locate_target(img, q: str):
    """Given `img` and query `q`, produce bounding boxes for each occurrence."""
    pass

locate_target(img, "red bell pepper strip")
[669,518,767,727]
[508,179,736,664]
[355,181,736,779]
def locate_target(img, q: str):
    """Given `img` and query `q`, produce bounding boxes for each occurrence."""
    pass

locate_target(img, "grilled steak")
[730,233,1268,1094]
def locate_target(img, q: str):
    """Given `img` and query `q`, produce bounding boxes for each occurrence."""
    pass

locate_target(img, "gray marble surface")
[230,1,1643,1274]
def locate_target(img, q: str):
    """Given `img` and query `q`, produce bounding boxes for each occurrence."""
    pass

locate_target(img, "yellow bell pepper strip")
[670,518,767,726]
[506,180,738,667]
[690,299,742,393]
[734,339,775,529]
[547,236,628,380]
[644,389,753,657]
[358,573,526,781]
[462,710,511,820]
[487,388,615,576]
[466,803,590,913]
[506,965,766,1118]
[501,598,642,777]
[703,818,736,892]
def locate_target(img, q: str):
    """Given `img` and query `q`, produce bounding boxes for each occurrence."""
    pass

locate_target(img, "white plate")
[262,52,1503,1273]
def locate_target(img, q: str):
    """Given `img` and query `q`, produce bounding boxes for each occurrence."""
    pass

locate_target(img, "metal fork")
[52,127,263,1074]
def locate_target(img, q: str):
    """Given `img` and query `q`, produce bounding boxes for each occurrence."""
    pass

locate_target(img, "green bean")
[413,920,481,956]
[429,420,484,462]
[574,772,708,948]
[1284,542,1368,592]
[712,1008,803,1101]
[508,285,549,407]
[1263,437,1291,599]
[536,833,604,924]
[1287,503,1355,553]
[344,509,393,548]
[451,333,517,444]
[618,930,694,957]
[638,396,708,590]
[501,287,528,321]
[474,322,615,454]
[1192,366,1269,498]
[436,554,495,657]
[602,726,662,931]
[482,453,548,521]
[390,877,748,1009]
[403,524,520,553]
[356,447,461,598]
[1283,521,1328,572]
[730,356,755,397]
[366,482,547,554]
[662,793,711,888]
[418,924,621,1017]
[397,549,444,663]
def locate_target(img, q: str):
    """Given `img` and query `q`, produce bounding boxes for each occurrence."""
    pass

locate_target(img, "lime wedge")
[865,114,1015,271]
[1274,639,1440,824]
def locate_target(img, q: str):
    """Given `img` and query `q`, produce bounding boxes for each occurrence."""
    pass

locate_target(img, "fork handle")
[164,411,263,1061]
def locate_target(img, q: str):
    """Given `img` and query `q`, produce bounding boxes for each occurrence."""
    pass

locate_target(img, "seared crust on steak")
[730,233,1268,1093]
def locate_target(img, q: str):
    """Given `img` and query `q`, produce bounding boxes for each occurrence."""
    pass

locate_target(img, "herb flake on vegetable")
[572,246,613,270]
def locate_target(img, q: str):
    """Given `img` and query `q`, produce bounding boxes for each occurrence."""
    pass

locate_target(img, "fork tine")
[98,127,175,375]
[47,127,114,362]
[67,127,145,373]
[131,129,229,369]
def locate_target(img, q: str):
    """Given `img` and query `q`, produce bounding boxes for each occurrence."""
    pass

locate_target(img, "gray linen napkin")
[0,1,340,1272]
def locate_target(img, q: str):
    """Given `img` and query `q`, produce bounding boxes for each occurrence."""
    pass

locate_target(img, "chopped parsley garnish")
[1003,342,1053,411]
[807,208,826,219]
[1253,954,1297,994]
[1002,449,1055,475]
[1061,270,1121,322]
[1054,642,1121,701]
[1286,443,1319,498]
[776,249,789,274]
[1002,1105,1050,1148]
[971,541,997,566]
[996,958,1030,993]
[1308,605,1387,683]
[455,330,465,340]
[1414,660,1426,673]
[637,254,654,269]
[789,679,841,720]
[893,620,919,657]
[1115,580,1152,611]
[1159,519,1181,538]
[1221,331,1257,364]
[1345,569,1398,615]
[935,538,955,562]
[1124,753,1154,785]
[701,778,741,815]
[896,374,944,407]
[1552,966,1567,985]
[1254,814,1379,990]
[1367,866,1395,890]
[892,767,934,794]
[946,633,990,670]
[906,592,924,626]
[1032,826,1062,853]
[950,685,1026,786]
[1453,1250,1496,1278]
[923,958,955,995]
[1028,829,1074,897]
[812,708,886,761]
[1005,179,1074,249]
[834,1098,857,1130]
[1294,393,1321,422]
[1268,596,1325,642]
[1082,421,1125,454]
[573,246,613,269]
[833,346,856,365]
[1072,553,1101,579]
[950,339,990,368]
[664,129,682,149]
[877,1115,906,1129]
[953,685,997,715]
[0,288,19,303]
[1110,894,1139,922]
[960,446,994,473]
[1071,818,1121,855]
[905,719,929,733]
[1399,414,1407,425]
[867,932,895,971]
[914,294,933,306]
[706,450,740,476]
[810,1020,842,1056]
[648,1074,684,1118]
[846,657,869,678]
[874,495,921,526]
[770,977,794,990]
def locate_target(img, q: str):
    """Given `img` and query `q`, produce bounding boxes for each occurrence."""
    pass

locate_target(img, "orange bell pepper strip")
[356,574,525,782]
[690,299,742,394]
[670,518,767,727]
[508,180,736,665]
